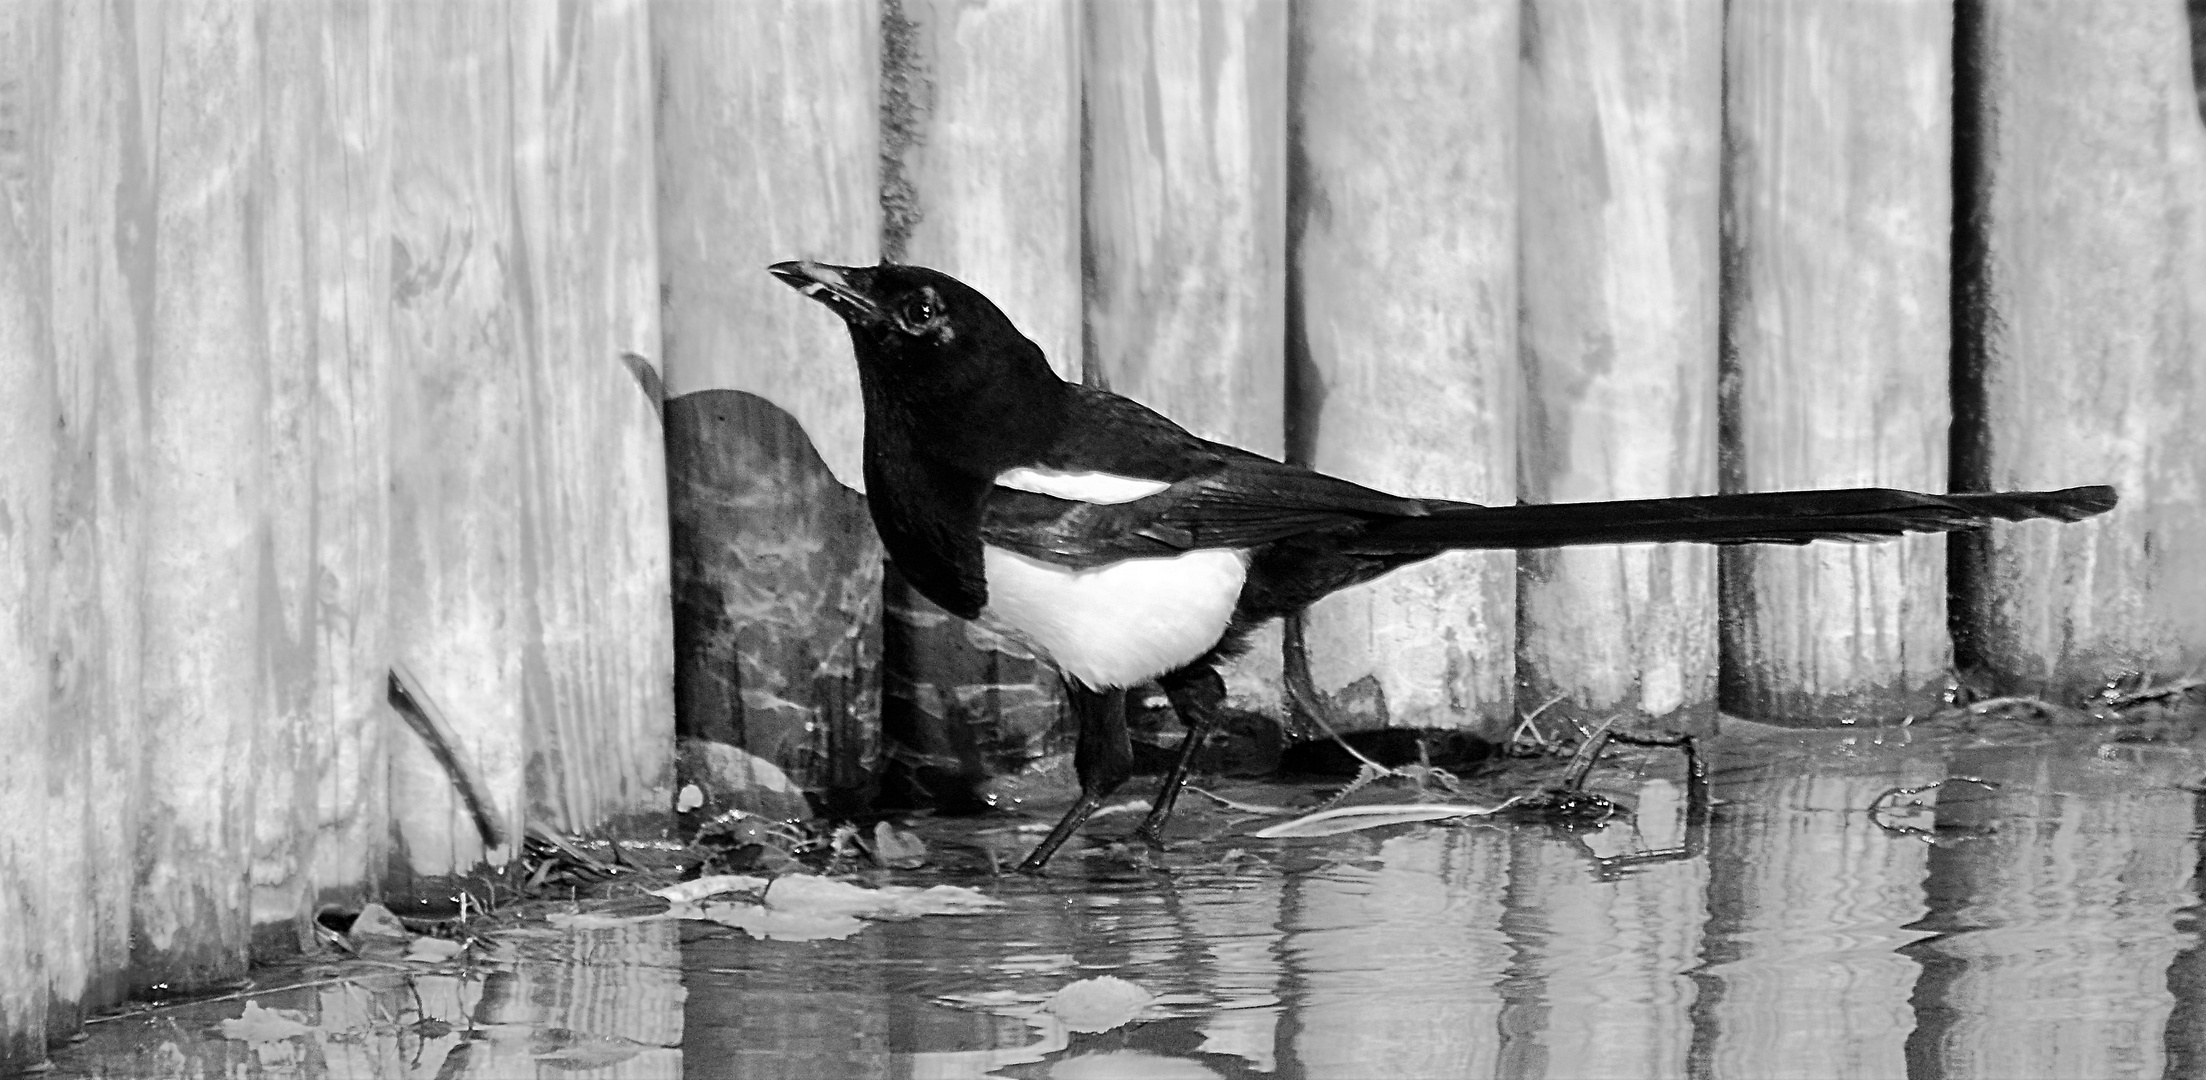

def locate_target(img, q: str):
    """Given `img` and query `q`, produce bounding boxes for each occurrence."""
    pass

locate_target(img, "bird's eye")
[901,292,941,329]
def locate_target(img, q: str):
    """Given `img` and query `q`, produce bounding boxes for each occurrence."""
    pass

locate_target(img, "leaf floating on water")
[869,820,929,869]
[651,874,770,905]
[218,1002,317,1044]
[1251,803,1503,839]
[1045,975,1155,1034]
[762,874,1003,919]
[703,904,869,942]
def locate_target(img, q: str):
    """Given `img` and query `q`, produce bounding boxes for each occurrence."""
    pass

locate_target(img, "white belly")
[978,545,1248,690]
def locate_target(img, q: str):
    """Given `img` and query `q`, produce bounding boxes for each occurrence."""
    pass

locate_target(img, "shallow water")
[49,717,2206,1079]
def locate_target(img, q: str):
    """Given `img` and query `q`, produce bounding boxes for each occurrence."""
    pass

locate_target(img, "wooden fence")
[0,0,2202,1068]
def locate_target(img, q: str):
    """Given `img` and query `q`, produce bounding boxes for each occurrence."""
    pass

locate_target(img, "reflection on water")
[50,718,2206,1079]
[50,922,682,1078]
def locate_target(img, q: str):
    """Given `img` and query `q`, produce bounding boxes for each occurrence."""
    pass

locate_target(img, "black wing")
[981,387,1431,567]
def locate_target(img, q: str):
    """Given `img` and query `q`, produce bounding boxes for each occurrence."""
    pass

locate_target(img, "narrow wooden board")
[510,0,675,838]
[1085,0,1290,717]
[1516,0,1722,737]
[1951,0,2206,699]
[132,0,269,992]
[0,0,59,1055]
[45,0,155,1016]
[653,0,884,810]
[1290,0,1520,733]
[384,0,525,888]
[1719,0,1955,721]
[881,0,1080,793]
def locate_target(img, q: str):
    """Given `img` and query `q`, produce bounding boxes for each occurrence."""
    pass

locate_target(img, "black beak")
[767,260,886,325]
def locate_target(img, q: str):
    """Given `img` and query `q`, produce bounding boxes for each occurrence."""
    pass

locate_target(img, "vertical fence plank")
[12,0,101,1042]
[0,0,58,1059]
[511,0,675,837]
[1290,0,1518,733]
[304,0,392,916]
[1516,0,1721,737]
[48,0,153,1015]
[243,0,397,949]
[1084,0,1289,717]
[1718,1,1955,722]
[655,0,884,810]
[133,0,268,992]
[251,0,331,956]
[386,0,524,887]
[878,0,1080,803]
[1952,0,2206,698]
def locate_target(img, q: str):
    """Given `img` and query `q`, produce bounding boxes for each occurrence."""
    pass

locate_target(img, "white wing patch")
[979,545,1246,690]
[995,466,1170,505]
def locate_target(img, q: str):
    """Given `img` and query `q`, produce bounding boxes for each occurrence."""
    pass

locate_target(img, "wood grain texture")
[385,0,524,886]
[235,0,395,949]
[1952,0,2206,699]
[1719,0,1955,722]
[653,0,881,488]
[45,0,153,1016]
[133,0,267,992]
[1085,0,1289,716]
[510,0,674,838]
[1516,0,1721,737]
[0,0,58,1057]
[880,0,1080,792]
[657,0,882,811]
[299,0,392,918]
[1290,0,1519,733]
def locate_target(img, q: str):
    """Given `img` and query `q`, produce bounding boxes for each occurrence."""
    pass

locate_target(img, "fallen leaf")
[1251,803,1502,839]
[651,874,769,905]
[218,1002,317,1044]
[763,875,1002,919]
[702,903,867,942]
[870,820,929,869]
[1045,976,1154,1033]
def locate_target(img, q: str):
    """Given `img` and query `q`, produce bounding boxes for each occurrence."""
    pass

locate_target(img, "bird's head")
[769,259,1066,467]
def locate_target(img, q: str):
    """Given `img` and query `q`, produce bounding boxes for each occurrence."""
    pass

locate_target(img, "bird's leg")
[1016,682,1131,874]
[1132,664,1227,848]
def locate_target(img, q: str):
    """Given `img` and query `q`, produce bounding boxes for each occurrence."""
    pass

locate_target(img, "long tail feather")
[1347,485,2117,554]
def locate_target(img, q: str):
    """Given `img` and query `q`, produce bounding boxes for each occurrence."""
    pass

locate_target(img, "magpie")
[769,258,2117,873]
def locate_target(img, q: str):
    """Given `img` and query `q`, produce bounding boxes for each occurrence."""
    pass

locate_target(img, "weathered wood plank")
[46,0,155,1017]
[880,0,1080,798]
[134,0,268,991]
[654,0,883,810]
[1719,0,1954,722]
[234,0,397,951]
[1290,0,1519,733]
[0,0,59,1057]
[654,0,880,483]
[301,0,393,919]
[1516,0,1721,737]
[1085,0,1289,717]
[510,0,674,837]
[1952,0,2206,698]
[385,0,525,889]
